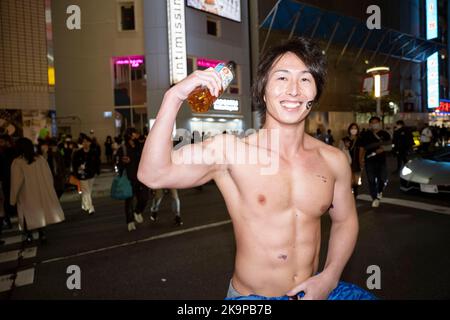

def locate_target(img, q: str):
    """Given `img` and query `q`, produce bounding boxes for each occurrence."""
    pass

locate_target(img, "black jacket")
[116,140,143,182]
[393,127,414,153]
[72,148,100,180]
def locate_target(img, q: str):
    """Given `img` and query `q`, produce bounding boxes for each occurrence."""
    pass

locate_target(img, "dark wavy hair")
[252,37,327,125]
[15,137,37,164]
[347,123,360,136]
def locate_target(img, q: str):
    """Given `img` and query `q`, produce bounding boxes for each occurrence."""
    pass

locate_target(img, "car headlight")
[401,166,413,176]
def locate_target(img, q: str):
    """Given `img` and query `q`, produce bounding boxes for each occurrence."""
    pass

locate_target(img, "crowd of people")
[0,118,448,245]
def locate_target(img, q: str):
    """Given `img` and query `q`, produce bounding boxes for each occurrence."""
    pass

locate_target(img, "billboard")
[187,0,241,22]
[426,0,438,40]
[427,52,439,109]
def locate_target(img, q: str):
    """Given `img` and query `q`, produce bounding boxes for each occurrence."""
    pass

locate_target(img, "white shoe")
[134,213,144,224]
[127,222,136,232]
[377,192,383,199]
[372,199,380,208]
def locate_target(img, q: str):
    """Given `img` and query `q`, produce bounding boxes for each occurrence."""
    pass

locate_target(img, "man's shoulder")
[307,135,346,162]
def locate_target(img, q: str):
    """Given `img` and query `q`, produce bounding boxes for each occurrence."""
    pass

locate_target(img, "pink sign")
[114,56,144,68]
[197,58,226,69]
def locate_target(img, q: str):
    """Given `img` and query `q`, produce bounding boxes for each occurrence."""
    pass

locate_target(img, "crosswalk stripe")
[1,235,24,246]
[0,268,35,293]
[0,247,37,264]
[2,226,20,234]
[357,194,450,215]
[14,268,35,287]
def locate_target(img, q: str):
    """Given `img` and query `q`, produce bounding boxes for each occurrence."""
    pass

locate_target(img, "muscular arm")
[137,69,226,189]
[323,150,359,286]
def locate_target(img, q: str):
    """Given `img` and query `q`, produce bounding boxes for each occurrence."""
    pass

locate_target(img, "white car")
[400,148,450,194]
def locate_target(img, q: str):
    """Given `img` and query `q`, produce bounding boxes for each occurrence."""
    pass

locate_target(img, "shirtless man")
[138,37,374,300]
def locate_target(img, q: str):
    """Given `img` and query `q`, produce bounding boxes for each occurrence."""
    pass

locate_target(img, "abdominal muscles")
[231,208,321,297]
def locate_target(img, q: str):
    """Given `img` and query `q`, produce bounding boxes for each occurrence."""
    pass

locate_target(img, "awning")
[260,0,445,64]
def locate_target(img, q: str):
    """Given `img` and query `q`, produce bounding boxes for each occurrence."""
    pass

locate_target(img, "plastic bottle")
[187,61,235,113]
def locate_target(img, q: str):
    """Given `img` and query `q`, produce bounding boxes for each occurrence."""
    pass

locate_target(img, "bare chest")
[226,156,335,217]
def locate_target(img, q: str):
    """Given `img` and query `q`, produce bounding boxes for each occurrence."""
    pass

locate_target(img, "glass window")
[119,2,135,31]
[113,56,147,136]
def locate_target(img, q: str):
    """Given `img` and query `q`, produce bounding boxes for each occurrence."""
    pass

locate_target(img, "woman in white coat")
[10,138,65,244]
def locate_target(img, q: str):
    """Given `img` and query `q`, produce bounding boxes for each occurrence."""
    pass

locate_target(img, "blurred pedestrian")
[314,128,324,142]
[324,129,335,146]
[104,136,113,165]
[38,139,66,199]
[116,128,148,232]
[112,136,122,158]
[339,123,362,197]
[392,120,414,173]
[360,116,391,208]
[420,125,433,153]
[10,138,65,244]
[0,134,17,229]
[72,136,100,215]
[150,189,183,226]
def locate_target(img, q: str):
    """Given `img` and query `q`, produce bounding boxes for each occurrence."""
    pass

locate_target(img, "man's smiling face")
[264,52,317,126]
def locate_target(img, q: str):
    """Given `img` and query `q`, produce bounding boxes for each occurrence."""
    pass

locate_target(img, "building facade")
[50,0,252,161]
[0,0,56,141]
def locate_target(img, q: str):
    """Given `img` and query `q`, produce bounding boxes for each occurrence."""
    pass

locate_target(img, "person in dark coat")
[0,134,17,230]
[392,120,414,173]
[116,128,149,231]
[38,139,67,198]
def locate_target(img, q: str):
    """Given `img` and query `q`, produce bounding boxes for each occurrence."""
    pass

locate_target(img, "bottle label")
[215,63,234,90]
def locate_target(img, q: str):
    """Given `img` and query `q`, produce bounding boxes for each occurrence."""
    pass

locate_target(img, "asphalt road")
[1,156,449,300]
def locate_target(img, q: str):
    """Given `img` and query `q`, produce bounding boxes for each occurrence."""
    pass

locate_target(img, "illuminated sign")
[437,100,450,113]
[426,0,438,40]
[104,111,113,118]
[213,98,239,112]
[197,58,226,69]
[167,0,187,84]
[114,57,144,68]
[187,0,241,22]
[48,67,55,85]
[427,52,439,109]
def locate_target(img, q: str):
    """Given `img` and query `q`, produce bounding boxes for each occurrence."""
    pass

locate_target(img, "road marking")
[1,235,23,246]
[0,268,35,293]
[357,194,450,215]
[15,268,35,287]
[0,247,38,264]
[41,220,232,264]
[2,226,20,234]
[0,250,20,264]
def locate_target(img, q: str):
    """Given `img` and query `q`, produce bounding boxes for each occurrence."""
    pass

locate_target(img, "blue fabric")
[110,170,133,200]
[225,281,377,300]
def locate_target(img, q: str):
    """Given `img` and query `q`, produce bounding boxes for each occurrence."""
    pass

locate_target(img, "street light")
[366,66,390,116]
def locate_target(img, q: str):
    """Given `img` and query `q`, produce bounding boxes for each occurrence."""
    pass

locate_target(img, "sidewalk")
[60,168,115,203]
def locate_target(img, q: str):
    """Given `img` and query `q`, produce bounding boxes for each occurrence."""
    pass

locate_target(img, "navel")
[278,254,288,261]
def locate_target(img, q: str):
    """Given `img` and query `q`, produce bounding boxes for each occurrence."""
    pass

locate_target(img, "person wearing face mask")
[359,117,391,208]
[392,120,414,174]
[116,128,148,231]
[339,123,362,197]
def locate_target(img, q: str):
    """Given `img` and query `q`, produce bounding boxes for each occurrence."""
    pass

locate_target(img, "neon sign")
[114,56,144,68]
[437,100,450,113]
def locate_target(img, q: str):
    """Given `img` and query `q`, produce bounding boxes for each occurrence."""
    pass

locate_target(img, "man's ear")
[263,95,266,103]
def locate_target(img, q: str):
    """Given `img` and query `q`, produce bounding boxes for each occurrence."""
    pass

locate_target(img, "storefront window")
[112,55,147,136]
